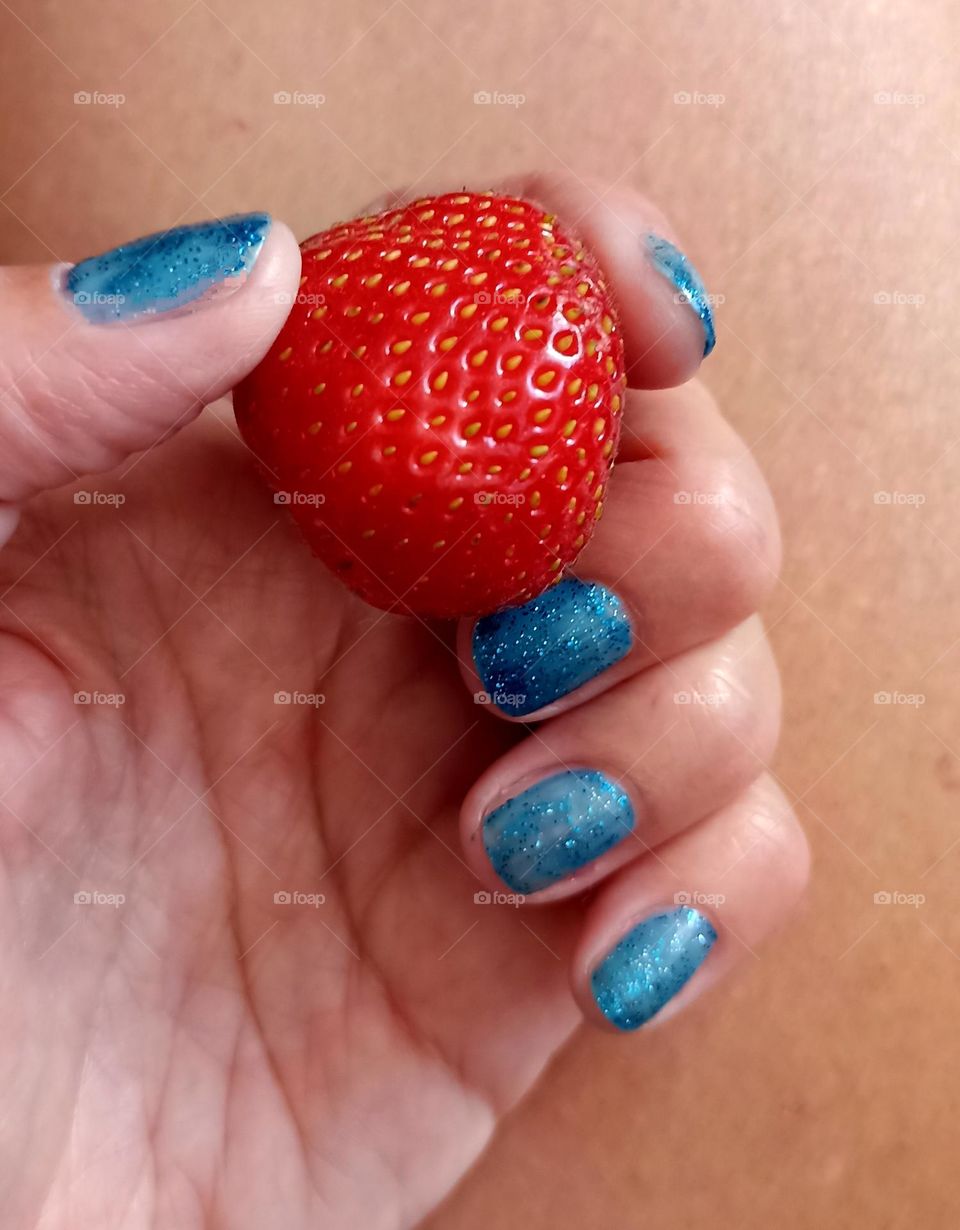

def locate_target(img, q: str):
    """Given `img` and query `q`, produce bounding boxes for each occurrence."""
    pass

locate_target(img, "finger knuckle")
[704,651,781,781]
[690,472,781,621]
[742,778,811,890]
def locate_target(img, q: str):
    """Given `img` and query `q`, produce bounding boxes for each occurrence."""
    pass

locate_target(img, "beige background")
[1,0,958,1225]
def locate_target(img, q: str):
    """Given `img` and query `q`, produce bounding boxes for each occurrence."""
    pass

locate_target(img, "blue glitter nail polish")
[65,212,271,323]
[483,768,635,894]
[591,907,717,1031]
[472,577,631,717]
[644,233,716,357]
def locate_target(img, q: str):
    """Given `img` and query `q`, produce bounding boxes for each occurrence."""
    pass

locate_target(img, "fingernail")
[482,768,635,894]
[644,233,716,357]
[472,577,631,717]
[64,212,271,324]
[591,906,717,1031]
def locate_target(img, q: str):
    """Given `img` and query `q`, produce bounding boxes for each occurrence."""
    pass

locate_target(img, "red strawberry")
[234,191,626,618]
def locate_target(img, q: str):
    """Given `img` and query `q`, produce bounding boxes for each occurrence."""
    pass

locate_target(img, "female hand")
[0,173,807,1229]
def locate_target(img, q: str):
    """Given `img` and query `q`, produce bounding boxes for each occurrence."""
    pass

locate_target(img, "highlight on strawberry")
[233,190,627,619]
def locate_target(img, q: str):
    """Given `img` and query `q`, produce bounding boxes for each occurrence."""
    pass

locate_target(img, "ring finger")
[460,616,780,903]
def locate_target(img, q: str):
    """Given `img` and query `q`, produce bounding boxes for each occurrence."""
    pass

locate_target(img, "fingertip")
[505,172,716,388]
[570,774,808,1034]
[241,216,303,304]
[457,615,539,723]
[0,214,303,502]
[577,199,715,389]
[189,216,303,392]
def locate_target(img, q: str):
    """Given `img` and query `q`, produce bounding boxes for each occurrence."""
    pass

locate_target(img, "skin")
[0,174,807,1228]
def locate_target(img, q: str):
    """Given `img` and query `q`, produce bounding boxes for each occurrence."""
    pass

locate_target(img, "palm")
[0,405,581,1230]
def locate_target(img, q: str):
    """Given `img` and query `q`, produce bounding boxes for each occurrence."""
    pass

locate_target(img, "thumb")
[0,212,301,511]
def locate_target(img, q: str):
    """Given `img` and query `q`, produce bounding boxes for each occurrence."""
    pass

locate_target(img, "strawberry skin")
[234,191,626,619]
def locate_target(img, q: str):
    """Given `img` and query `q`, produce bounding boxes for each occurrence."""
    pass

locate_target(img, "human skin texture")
[0,2,958,1228]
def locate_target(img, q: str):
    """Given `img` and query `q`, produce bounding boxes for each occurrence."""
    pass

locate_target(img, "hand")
[0,175,807,1229]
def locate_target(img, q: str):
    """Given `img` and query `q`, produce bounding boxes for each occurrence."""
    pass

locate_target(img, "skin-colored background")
[1,0,958,1224]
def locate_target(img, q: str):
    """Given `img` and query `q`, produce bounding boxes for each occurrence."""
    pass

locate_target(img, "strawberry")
[234,191,626,618]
